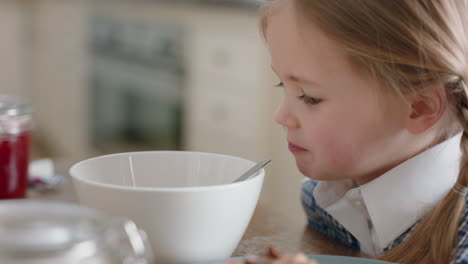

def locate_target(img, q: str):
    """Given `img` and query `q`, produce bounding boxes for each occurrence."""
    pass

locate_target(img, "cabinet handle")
[211,104,228,122]
[212,49,230,68]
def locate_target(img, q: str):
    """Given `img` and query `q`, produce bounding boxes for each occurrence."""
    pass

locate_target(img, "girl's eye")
[298,94,322,105]
[275,81,284,87]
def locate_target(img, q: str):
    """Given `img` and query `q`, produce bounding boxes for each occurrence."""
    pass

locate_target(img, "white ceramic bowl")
[69,151,264,264]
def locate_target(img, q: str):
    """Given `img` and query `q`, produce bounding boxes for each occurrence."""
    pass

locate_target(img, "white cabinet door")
[186,15,268,160]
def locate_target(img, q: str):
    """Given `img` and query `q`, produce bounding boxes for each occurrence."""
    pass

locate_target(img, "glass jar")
[0,200,154,264]
[0,95,33,199]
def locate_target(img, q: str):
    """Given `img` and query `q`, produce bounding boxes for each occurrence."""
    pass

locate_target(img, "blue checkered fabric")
[301,180,468,263]
[453,197,468,264]
[301,180,360,250]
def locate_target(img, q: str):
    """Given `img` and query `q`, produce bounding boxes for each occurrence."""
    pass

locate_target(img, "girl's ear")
[405,85,446,134]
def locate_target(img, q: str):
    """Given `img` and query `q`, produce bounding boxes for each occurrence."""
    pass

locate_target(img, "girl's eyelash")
[298,94,322,105]
[274,82,321,105]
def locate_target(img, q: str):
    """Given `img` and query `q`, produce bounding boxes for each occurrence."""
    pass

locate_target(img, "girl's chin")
[296,161,314,178]
[295,161,338,181]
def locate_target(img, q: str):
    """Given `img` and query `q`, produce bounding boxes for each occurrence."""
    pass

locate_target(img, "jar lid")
[0,95,32,118]
[0,201,107,254]
[0,95,33,134]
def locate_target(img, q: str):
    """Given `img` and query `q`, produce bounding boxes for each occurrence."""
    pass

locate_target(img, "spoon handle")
[233,158,271,183]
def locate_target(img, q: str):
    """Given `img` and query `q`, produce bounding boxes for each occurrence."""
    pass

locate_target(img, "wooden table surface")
[27,158,360,258]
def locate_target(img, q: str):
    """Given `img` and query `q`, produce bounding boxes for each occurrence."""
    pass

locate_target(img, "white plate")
[200,255,395,264]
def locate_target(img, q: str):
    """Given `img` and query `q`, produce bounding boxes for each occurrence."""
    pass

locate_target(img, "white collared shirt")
[312,133,463,255]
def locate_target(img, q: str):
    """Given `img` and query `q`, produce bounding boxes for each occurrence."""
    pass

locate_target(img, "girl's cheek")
[315,129,357,171]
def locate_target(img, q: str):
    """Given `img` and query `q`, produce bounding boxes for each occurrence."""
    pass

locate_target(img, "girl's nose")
[274,100,300,129]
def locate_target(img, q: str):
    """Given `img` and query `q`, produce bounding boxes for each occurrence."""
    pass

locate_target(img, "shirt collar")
[315,133,462,251]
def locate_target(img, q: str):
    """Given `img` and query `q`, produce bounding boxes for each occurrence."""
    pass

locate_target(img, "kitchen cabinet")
[29,0,305,220]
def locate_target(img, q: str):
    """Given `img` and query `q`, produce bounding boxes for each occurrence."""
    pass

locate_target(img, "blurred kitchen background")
[0,0,304,219]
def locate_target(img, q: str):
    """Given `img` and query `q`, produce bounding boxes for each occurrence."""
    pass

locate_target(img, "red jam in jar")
[0,96,32,199]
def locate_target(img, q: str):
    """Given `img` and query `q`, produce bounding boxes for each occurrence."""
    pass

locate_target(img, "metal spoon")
[233,158,271,183]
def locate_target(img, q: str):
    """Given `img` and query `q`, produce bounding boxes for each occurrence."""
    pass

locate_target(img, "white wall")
[0,1,29,98]
[31,0,93,158]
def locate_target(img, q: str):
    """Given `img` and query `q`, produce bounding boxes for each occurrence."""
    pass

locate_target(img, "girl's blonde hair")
[260,1,468,263]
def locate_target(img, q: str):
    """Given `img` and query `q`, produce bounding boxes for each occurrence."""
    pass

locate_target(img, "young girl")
[259,1,468,263]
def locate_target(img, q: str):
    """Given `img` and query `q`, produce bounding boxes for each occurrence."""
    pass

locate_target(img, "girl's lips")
[288,142,307,152]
